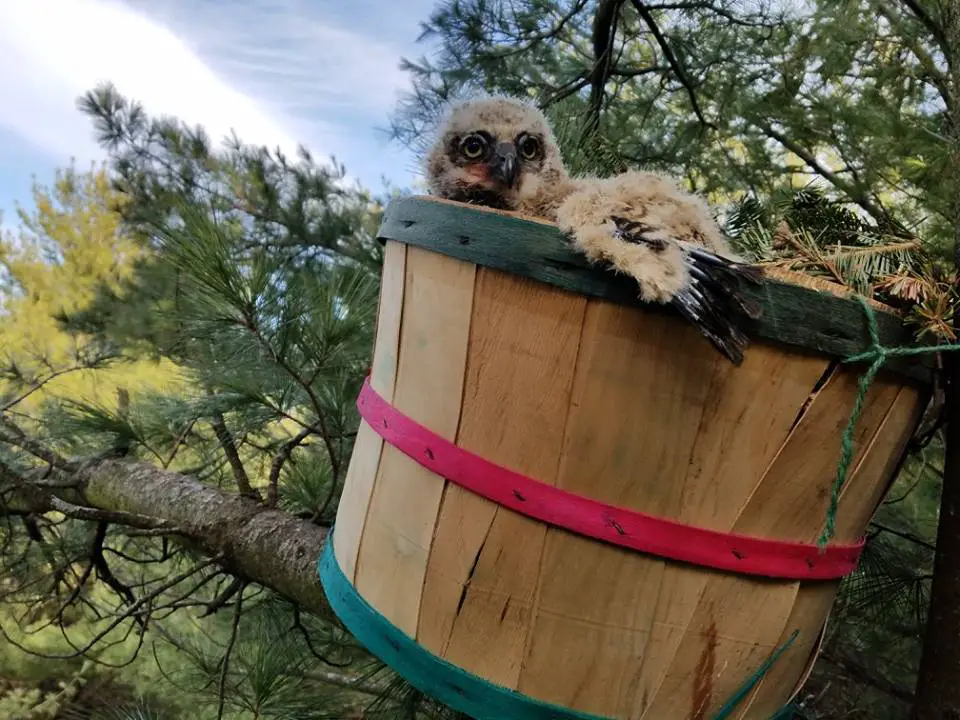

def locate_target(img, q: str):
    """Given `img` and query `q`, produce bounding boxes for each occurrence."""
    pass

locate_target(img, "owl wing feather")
[672,249,763,364]
[553,176,761,365]
[610,215,761,364]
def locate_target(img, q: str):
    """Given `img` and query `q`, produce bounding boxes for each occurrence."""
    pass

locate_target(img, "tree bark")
[913,352,960,718]
[5,458,332,618]
[912,6,960,718]
[587,0,622,133]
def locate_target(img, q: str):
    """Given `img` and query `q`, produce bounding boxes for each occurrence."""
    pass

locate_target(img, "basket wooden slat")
[330,197,929,719]
[376,196,931,385]
[354,244,476,635]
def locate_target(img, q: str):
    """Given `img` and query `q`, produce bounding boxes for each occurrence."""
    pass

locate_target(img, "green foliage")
[278,449,338,522]
[61,84,385,364]
[392,0,955,252]
[795,439,943,718]
[0,84,457,720]
[724,184,922,296]
[0,658,177,720]
[2,1,957,717]
[0,166,177,414]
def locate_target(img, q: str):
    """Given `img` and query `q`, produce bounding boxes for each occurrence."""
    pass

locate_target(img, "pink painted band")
[357,378,864,580]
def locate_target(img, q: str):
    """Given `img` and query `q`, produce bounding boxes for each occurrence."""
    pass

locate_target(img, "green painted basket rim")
[376,196,931,386]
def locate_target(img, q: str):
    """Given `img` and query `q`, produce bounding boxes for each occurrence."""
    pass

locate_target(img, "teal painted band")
[771,705,801,719]
[710,629,799,717]
[317,532,798,719]
[318,533,605,719]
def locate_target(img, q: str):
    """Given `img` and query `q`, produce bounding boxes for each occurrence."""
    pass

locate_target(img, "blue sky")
[0,0,440,231]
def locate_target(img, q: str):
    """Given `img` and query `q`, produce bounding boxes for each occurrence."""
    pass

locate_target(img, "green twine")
[820,296,960,547]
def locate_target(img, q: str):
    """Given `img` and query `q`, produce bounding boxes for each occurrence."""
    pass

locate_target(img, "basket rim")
[391,196,903,313]
[376,195,932,386]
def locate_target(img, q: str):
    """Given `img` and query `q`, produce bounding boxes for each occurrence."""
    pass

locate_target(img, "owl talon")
[611,216,667,252]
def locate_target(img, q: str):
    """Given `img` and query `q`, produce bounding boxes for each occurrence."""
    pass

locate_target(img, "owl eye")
[460,134,487,159]
[518,135,541,160]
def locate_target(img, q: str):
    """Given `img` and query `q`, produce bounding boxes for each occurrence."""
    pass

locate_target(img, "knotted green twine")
[820,295,960,547]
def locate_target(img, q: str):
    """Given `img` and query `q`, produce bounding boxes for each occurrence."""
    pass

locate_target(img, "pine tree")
[390,3,960,714]
[0,85,462,719]
[4,0,960,714]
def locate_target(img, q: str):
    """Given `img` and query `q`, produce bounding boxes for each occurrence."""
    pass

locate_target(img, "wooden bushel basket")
[324,196,930,719]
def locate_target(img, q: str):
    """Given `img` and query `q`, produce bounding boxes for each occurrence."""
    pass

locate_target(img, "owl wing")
[610,216,761,363]
[668,242,763,364]
[552,175,762,365]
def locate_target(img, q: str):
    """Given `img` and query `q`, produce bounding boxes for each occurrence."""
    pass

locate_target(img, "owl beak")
[490,142,519,188]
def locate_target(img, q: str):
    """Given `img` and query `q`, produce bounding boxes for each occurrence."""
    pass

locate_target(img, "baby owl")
[424,95,762,364]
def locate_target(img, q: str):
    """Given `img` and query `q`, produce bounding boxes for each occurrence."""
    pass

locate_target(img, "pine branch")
[241,318,343,484]
[216,582,245,720]
[267,426,316,506]
[876,4,952,108]
[210,410,260,500]
[769,237,920,291]
[0,553,223,661]
[201,577,245,617]
[753,122,908,234]
[309,669,392,696]
[0,416,77,472]
[478,0,591,60]
[588,0,623,131]
[870,521,937,552]
[46,496,174,531]
[820,651,916,704]
[897,0,950,56]
[833,240,922,259]
[630,0,716,129]
[3,458,332,617]
[1,363,104,413]
[90,521,140,610]
[644,2,781,28]
[0,454,27,483]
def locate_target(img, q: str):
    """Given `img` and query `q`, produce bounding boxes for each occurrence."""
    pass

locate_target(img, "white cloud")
[0,0,439,197]
[119,0,436,177]
[161,0,413,116]
[0,0,304,164]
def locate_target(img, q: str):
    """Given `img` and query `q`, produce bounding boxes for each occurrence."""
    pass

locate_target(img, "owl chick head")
[424,95,569,210]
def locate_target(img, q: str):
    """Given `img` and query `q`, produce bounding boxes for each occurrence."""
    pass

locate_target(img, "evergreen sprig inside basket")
[725,184,955,344]
[723,186,952,546]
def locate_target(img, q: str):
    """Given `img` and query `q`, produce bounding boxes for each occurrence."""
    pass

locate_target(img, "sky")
[0,0,440,231]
